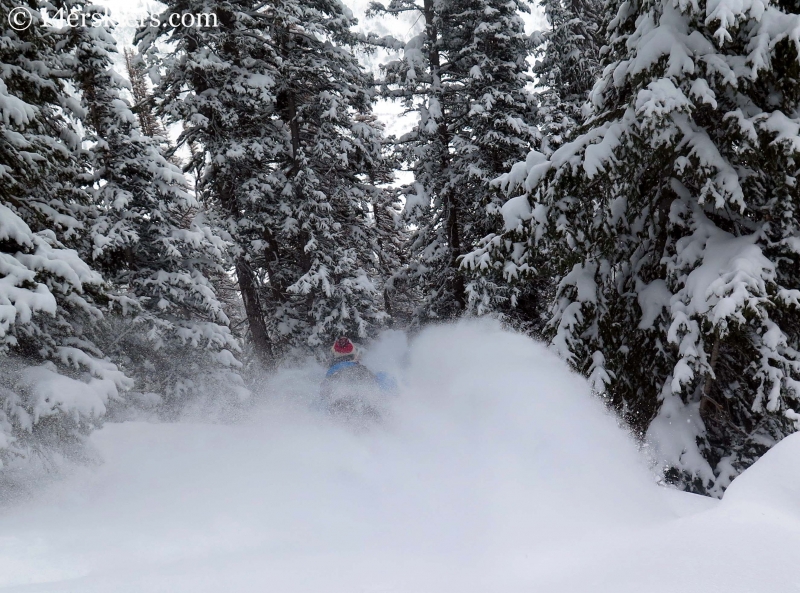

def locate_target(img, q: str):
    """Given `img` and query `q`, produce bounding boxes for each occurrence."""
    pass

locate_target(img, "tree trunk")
[285,90,301,163]
[446,195,466,310]
[235,257,273,367]
[700,331,721,415]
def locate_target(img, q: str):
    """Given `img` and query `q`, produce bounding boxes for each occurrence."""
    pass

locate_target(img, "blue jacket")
[321,361,397,396]
[325,360,362,378]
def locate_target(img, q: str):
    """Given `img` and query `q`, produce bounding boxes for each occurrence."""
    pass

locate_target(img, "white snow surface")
[1,321,799,592]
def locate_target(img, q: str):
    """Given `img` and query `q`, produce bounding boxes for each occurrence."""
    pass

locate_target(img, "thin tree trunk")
[281,86,315,316]
[701,332,721,415]
[285,90,301,164]
[235,257,273,367]
[447,196,466,309]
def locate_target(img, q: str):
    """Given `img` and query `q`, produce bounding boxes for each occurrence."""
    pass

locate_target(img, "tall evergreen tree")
[355,114,411,325]
[0,1,130,466]
[138,0,394,361]
[69,15,244,410]
[463,0,603,332]
[369,0,539,326]
[123,48,168,141]
[531,0,603,152]
[478,0,800,495]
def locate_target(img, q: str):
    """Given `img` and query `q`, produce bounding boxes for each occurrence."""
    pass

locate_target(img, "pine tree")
[70,15,244,411]
[138,0,394,360]
[369,0,539,326]
[373,185,414,325]
[482,0,800,495]
[531,0,603,152]
[443,0,543,329]
[463,0,603,333]
[356,114,412,326]
[123,48,168,141]
[0,1,130,466]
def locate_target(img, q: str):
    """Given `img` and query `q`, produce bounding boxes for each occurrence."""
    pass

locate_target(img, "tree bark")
[235,257,273,367]
[700,331,721,415]
[446,196,466,309]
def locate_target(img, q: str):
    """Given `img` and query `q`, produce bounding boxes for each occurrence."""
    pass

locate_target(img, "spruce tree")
[70,16,244,411]
[0,2,130,466]
[481,0,800,495]
[138,0,393,360]
[123,48,169,141]
[463,0,603,332]
[369,0,539,326]
[531,0,603,152]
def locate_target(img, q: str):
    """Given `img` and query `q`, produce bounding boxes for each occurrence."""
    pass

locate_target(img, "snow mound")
[721,432,800,513]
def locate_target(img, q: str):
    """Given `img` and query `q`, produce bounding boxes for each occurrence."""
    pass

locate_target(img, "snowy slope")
[1,322,798,592]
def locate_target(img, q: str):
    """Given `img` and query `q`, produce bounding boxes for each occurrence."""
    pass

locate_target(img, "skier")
[318,337,396,422]
[322,337,377,389]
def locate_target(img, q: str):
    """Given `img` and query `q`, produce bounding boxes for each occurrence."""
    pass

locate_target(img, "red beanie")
[332,336,356,358]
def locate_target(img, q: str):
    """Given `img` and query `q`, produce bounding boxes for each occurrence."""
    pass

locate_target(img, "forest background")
[1,0,799,498]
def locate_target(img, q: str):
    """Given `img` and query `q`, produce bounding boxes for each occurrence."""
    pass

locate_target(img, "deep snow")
[1,321,799,592]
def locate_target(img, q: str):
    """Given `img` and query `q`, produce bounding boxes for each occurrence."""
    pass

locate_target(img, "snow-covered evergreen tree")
[443,0,544,329]
[0,2,130,466]
[356,114,412,326]
[138,0,394,361]
[480,0,800,495]
[462,0,603,333]
[123,47,185,170]
[370,0,539,325]
[69,15,244,411]
[123,48,168,141]
[531,0,603,152]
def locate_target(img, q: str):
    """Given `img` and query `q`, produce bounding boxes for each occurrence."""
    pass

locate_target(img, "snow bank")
[0,321,797,592]
[721,432,800,513]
